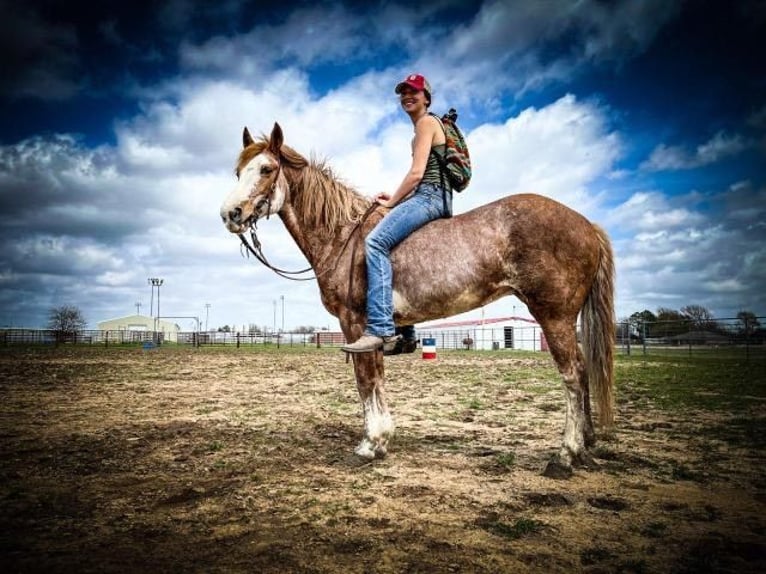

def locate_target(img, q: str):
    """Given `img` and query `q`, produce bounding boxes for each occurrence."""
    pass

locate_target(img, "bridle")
[236,160,378,282]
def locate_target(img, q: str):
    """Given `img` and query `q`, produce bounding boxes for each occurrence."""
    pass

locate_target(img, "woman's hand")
[374,192,395,208]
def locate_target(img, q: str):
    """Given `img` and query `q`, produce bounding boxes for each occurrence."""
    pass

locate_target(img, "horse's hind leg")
[539,317,596,478]
[351,352,394,460]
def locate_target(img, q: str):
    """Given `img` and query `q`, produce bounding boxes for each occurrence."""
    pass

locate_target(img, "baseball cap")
[395,73,432,96]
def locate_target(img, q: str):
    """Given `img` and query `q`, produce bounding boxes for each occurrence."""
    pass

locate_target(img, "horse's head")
[220,122,289,234]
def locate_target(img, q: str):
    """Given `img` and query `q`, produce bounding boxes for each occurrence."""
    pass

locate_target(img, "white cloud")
[641,131,748,171]
[611,182,766,318]
[464,94,621,215]
[606,191,705,232]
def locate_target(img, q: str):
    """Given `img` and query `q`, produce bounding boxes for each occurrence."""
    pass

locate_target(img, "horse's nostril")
[229,207,242,222]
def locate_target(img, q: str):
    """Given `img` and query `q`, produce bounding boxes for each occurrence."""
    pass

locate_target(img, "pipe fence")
[1,316,763,359]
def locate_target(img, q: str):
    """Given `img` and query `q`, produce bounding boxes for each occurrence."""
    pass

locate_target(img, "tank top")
[421,144,448,188]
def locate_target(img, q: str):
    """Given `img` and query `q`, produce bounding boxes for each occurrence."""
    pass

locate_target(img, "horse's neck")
[277,207,322,266]
[278,166,367,269]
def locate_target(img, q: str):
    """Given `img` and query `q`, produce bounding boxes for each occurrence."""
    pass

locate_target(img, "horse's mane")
[239,137,371,236]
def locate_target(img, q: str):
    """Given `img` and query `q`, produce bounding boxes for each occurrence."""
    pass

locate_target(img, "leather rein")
[237,162,378,282]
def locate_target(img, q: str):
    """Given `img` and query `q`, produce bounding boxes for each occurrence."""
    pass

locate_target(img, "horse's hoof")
[573,450,599,470]
[543,459,573,479]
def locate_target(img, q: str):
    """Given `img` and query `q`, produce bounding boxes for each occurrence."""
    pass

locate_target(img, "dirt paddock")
[1,346,764,573]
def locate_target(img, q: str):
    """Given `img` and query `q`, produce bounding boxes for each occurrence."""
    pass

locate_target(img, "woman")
[342,73,452,353]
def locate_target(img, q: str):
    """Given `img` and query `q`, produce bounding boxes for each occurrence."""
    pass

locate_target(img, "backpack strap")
[428,113,452,217]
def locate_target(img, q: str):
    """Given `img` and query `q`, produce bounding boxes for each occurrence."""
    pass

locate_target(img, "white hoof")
[354,439,376,460]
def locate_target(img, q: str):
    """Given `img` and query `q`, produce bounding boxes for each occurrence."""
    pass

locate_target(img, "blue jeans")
[364,182,451,337]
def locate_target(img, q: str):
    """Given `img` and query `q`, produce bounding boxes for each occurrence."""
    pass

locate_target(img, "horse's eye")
[260,165,274,176]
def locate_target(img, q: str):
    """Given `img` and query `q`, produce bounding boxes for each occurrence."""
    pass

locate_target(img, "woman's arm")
[376,116,438,208]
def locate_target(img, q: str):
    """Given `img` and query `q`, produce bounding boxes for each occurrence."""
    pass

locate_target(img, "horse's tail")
[581,224,616,428]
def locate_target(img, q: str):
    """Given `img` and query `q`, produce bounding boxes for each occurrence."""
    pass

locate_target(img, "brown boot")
[342,334,401,354]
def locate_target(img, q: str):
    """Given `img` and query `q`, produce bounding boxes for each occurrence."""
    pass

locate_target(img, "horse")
[219,122,615,478]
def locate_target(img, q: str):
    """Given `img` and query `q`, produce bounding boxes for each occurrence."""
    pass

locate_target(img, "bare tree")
[736,310,760,335]
[680,304,716,330]
[47,305,87,339]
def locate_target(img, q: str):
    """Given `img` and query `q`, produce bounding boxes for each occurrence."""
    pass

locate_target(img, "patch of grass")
[697,416,766,449]
[616,354,766,412]
[670,462,700,481]
[640,521,668,538]
[462,397,484,410]
[480,517,544,539]
[495,452,516,470]
[207,441,224,452]
[581,546,614,565]
[619,558,648,573]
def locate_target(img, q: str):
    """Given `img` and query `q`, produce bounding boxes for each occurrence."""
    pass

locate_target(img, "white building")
[97,314,180,343]
[416,315,548,351]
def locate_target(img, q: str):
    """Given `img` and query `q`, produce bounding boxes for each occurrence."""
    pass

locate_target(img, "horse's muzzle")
[221,206,251,234]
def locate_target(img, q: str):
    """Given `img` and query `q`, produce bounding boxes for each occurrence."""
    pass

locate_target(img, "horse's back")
[390,193,604,322]
[400,192,599,257]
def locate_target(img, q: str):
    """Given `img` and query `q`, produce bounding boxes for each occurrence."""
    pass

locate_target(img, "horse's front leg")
[351,352,394,460]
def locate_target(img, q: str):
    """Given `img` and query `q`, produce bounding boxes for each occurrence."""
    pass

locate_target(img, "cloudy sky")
[0,0,764,331]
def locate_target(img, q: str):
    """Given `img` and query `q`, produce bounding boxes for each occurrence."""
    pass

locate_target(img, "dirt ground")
[0,346,764,573]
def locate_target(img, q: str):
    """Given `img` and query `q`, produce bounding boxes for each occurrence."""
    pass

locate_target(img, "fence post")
[642,321,647,356]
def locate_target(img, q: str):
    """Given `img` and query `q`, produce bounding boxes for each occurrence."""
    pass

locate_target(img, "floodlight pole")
[148,278,164,333]
[148,278,154,317]
[205,303,211,331]
[280,295,285,332]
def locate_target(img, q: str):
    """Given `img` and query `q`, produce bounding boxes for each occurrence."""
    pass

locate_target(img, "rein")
[238,201,378,282]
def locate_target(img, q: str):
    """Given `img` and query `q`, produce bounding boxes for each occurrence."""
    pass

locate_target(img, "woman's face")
[399,86,428,112]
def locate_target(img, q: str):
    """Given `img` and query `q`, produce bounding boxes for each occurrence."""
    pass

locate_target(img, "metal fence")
[614,316,765,358]
[0,328,315,348]
[1,316,763,359]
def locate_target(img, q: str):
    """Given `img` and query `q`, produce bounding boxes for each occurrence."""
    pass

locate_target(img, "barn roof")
[419,315,539,329]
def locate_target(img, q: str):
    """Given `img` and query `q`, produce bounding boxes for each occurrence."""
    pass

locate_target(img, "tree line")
[620,306,762,340]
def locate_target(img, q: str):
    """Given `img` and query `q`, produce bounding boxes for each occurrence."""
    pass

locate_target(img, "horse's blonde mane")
[238,137,371,236]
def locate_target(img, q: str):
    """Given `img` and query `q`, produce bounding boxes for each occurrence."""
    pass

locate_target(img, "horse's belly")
[392,281,512,324]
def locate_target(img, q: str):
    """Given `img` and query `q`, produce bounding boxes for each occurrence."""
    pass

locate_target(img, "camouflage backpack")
[431,108,472,192]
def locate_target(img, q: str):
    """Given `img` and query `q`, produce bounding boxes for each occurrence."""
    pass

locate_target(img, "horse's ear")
[242,127,254,149]
[268,123,284,157]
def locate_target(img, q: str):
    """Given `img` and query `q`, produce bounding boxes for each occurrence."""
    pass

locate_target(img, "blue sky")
[0,0,764,331]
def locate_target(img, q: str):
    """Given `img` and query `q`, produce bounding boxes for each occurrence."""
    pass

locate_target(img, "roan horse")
[220,123,615,478]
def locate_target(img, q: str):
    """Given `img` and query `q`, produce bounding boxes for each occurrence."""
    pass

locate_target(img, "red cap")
[395,73,432,96]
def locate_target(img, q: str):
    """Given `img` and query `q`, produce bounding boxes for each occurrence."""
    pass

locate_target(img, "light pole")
[148,278,164,332]
[135,302,141,315]
[280,295,285,333]
[205,303,211,331]
[148,279,154,317]
[273,300,277,334]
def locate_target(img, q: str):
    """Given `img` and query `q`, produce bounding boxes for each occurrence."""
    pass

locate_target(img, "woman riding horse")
[342,74,450,354]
